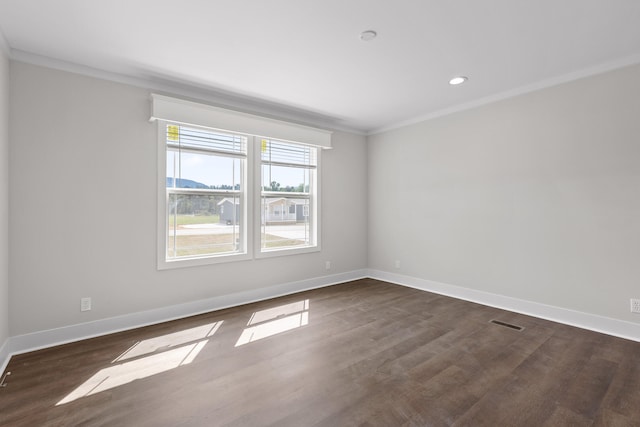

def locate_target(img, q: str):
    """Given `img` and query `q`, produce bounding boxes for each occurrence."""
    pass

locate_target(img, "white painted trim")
[368,53,640,135]
[368,269,640,342]
[0,339,9,375]
[4,268,638,371]
[9,48,640,137]
[253,143,322,259]
[9,50,364,135]
[4,270,368,361]
[156,121,253,270]
[0,28,9,377]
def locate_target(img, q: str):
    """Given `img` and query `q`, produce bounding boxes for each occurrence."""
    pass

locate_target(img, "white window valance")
[150,94,332,149]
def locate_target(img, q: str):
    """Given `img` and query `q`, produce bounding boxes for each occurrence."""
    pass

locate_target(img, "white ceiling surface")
[1,1,640,134]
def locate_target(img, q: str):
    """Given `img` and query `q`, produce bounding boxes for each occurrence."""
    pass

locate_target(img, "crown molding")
[9,49,366,136]
[6,47,640,138]
[368,53,640,136]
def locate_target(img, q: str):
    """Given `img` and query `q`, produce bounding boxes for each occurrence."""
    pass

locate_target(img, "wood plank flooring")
[1,279,639,426]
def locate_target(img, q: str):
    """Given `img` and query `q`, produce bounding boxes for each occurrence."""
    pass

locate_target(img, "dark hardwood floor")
[1,279,639,426]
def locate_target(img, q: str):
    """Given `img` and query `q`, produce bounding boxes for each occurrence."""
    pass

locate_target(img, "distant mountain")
[166,177,209,189]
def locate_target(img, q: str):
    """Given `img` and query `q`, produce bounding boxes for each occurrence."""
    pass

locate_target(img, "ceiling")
[1,1,640,134]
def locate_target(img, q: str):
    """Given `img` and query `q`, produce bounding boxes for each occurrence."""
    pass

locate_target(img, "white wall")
[368,63,640,325]
[0,36,9,353]
[9,62,368,336]
[7,57,640,347]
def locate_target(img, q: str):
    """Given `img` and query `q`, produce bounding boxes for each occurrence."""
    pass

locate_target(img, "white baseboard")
[4,269,368,363]
[3,268,638,372]
[368,269,640,342]
[0,338,9,375]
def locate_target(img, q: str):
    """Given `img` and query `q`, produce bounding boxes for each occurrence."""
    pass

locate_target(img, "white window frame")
[157,122,254,269]
[253,140,321,258]
[152,95,331,270]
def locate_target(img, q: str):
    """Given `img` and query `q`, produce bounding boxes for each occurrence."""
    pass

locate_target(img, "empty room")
[1,1,640,426]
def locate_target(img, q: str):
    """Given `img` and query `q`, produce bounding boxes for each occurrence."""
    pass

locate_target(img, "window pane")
[167,193,241,259]
[167,151,241,190]
[261,197,310,249]
[260,139,316,252]
[261,164,310,192]
[164,124,246,263]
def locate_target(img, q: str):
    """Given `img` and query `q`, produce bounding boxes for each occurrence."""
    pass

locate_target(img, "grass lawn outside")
[168,233,235,257]
[263,233,306,248]
[169,214,220,227]
[167,232,305,257]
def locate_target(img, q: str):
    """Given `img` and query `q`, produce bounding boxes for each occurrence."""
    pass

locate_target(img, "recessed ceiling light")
[449,76,468,85]
[359,30,377,42]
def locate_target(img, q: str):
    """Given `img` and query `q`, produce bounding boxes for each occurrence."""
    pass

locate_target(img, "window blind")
[261,139,316,169]
[151,94,333,149]
[166,124,246,158]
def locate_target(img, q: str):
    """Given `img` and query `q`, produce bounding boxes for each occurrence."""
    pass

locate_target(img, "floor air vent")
[490,319,524,331]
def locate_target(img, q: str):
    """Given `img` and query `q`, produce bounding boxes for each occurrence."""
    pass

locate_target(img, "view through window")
[260,139,317,251]
[165,124,246,260]
[161,124,319,267]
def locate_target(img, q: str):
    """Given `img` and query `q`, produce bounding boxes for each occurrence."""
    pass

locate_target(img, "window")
[163,124,248,265]
[153,94,330,269]
[259,139,317,253]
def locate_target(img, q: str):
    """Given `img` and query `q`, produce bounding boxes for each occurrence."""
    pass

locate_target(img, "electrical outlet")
[395,260,401,269]
[325,261,331,270]
[81,297,92,312]
[631,299,640,314]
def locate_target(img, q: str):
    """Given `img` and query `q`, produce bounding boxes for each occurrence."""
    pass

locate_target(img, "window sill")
[255,245,320,259]
[157,252,252,270]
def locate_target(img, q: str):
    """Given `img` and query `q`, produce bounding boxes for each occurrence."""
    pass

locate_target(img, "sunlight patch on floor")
[236,300,309,346]
[57,321,222,406]
[113,322,221,363]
